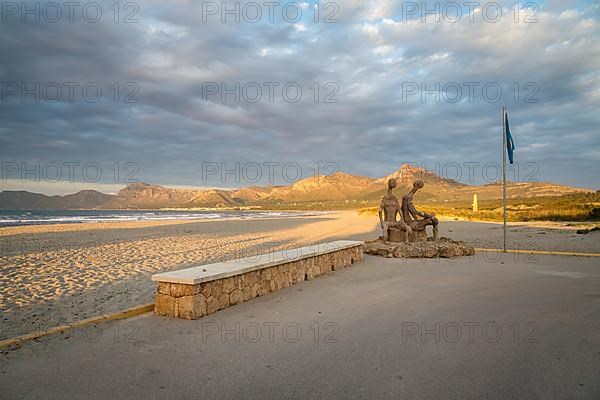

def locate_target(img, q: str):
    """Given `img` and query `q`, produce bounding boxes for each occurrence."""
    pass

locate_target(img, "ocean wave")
[0,210,329,227]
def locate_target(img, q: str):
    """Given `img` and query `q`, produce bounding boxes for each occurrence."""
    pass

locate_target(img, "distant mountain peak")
[120,182,153,191]
[376,163,464,187]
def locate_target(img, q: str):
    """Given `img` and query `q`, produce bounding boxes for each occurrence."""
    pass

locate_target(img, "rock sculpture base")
[364,237,474,258]
[387,227,428,242]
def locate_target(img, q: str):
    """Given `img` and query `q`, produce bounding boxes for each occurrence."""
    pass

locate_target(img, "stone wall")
[155,245,363,319]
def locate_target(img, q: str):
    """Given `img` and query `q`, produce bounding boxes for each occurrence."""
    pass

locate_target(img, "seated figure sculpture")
[402,180,439,241]
[378,178,412,242]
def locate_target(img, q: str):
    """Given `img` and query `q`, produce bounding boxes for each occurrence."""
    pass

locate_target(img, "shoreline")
[0,211,337,237]
[1,208,597,236]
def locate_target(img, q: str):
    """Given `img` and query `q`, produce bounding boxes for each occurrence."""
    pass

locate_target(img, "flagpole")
[502,106,507,253]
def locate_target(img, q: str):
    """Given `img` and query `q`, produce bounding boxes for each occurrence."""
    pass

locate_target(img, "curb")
[474,247,600,258]
[0,303,154,350]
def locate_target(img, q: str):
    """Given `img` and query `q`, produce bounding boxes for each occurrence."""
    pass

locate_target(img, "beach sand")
[1,211,598,340]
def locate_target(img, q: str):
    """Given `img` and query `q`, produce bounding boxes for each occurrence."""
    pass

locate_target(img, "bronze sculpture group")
[378,178,439,243]
[367,177,474,257]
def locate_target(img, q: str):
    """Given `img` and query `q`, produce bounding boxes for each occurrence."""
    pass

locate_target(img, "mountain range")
[0,164,590,210]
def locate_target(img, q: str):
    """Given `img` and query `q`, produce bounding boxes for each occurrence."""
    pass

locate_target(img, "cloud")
[0,0,598,193]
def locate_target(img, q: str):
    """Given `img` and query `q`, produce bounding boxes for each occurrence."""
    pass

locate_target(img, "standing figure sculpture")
[402,180,439,241]
[378,178,412,242]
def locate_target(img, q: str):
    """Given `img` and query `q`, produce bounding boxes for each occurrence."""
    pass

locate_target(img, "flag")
[505,111,515,164]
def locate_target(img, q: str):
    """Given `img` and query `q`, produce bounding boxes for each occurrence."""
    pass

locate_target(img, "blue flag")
[505,111,515,164]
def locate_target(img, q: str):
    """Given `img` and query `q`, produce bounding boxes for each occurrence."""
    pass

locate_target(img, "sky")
[0,0,599,195]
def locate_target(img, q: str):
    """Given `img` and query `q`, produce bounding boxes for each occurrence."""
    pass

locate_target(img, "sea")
[0,209,327,227]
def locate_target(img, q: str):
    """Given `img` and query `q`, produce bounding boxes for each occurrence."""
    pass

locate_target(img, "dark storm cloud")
[0,0,598,192]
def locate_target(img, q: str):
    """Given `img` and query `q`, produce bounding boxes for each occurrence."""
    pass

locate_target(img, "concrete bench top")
[152,240,364,285]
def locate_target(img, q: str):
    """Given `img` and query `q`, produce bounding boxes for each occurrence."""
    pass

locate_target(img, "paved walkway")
[1,253,599,399]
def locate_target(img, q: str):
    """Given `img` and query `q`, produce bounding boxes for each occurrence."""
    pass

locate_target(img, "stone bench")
[151,240,364,319]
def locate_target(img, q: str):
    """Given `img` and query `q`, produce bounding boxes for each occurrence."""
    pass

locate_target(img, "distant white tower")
[472,194,478,212]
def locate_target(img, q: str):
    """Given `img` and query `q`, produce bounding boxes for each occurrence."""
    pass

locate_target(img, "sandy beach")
[1,211,598,340]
